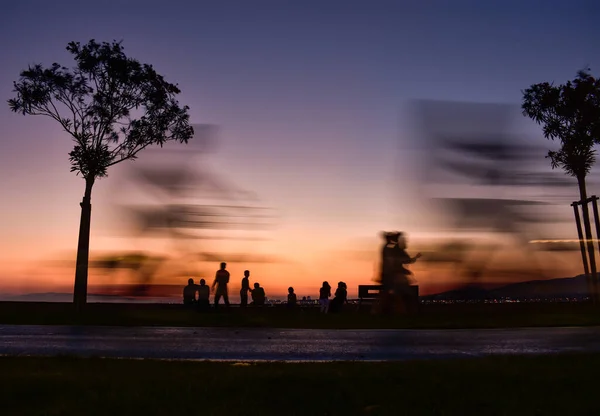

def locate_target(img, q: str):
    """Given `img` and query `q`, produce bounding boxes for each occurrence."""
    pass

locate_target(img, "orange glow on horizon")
[0,239,582,300]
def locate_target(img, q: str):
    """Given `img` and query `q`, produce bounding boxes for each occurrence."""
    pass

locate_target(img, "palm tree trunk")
[73,177,94,311]
[577,175,598,303]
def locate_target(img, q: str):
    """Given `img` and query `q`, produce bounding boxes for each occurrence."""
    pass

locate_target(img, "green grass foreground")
[0,354,598,415]
[1,301,600,329]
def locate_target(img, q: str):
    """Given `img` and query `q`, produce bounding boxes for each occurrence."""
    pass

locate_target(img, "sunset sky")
[1,0,599,299]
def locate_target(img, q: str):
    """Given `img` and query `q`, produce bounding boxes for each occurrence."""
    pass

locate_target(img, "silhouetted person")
[212,262,230,309]
[380,232,399,291]
[251,282,265,306]
[380,232,398,314]
[196,278,210,312]
[377,232,405,314]
[183,278,197,306]
[329,281,347,313]
[319,281,331,313]
[394,234,421,279]
[391,232,421,314]
[287,287,297,308]
[240,270,251,307]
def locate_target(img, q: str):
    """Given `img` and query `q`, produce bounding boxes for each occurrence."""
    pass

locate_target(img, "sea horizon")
[0,292,298,304]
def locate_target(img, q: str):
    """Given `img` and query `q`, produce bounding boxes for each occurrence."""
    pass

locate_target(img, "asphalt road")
[1,325,599,361]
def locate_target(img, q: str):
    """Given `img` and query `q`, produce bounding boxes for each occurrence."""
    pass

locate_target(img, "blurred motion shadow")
[408,100,582,289]
[79,124,282,299]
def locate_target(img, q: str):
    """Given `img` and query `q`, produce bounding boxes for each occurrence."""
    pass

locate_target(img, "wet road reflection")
[1,325,599,361]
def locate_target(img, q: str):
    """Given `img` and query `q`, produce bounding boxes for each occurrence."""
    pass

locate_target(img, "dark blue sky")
[0,0,598,290]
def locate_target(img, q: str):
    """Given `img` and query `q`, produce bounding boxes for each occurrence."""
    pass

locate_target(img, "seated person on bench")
[196,278,210,311]
[251,282,266,306]
[183,278,197,306]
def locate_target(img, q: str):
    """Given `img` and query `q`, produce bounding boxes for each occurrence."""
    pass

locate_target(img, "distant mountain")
[423,275,589,300]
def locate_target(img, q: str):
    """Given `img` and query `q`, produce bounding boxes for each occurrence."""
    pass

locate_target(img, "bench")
[358,285,385,306]
[357,284,419,312]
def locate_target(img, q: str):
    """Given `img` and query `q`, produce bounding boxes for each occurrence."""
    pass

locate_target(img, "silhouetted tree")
[8,40,194,309]
[522,69,600,300]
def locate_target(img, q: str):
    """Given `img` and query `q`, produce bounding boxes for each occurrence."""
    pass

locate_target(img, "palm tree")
[522,69,600,302]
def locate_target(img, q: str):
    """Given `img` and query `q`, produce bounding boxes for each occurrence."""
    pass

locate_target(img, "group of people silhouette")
[183,262,349,313]
[182,231,418,313]
[183,262,267,310]
[318,281,348,313]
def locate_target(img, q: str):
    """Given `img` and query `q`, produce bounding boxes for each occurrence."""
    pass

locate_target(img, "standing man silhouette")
[240,270,251,307]
[212,262,230,309]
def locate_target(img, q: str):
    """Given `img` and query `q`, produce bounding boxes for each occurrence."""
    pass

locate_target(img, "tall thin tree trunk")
[577,175,598,303]
[73,177,94,311]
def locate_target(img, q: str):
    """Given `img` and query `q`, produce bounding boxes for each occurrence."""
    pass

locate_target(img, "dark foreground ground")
[1,301,600,329]
[5,325,600,360]
[1,354,598,415]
